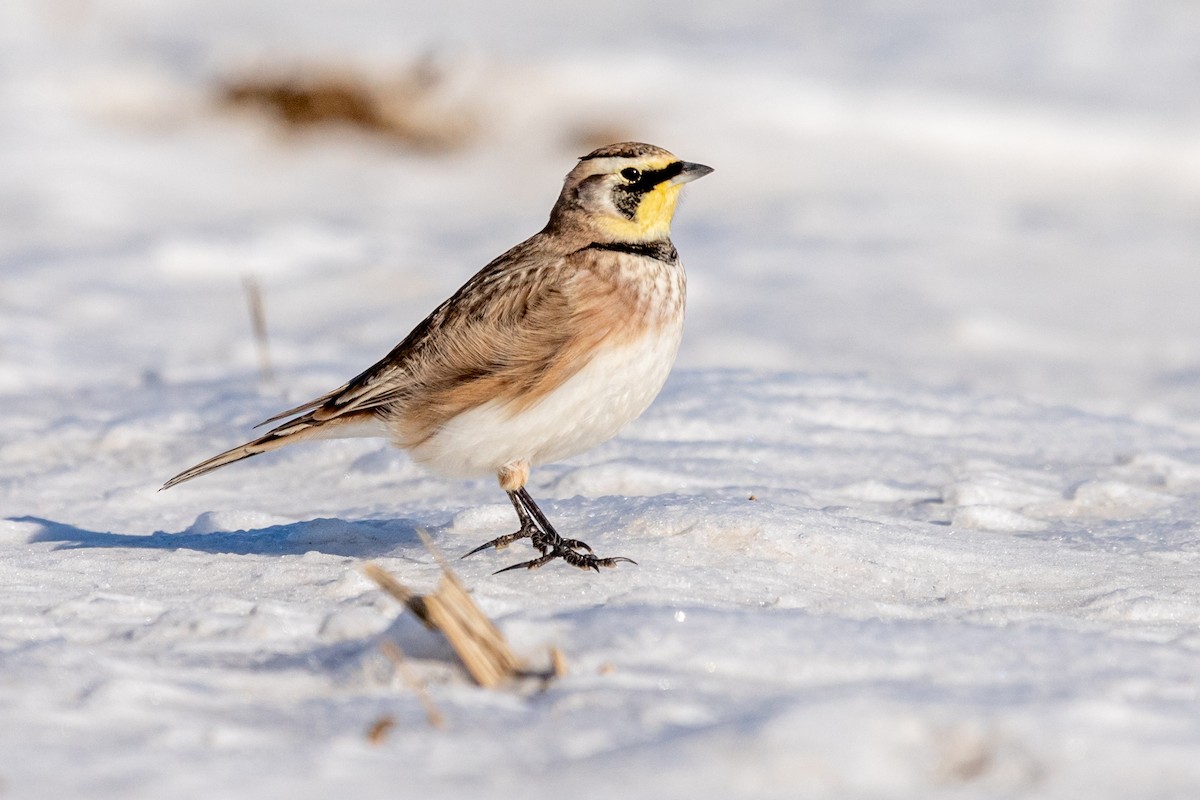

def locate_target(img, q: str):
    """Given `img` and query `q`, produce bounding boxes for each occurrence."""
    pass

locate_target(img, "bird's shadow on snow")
[13,515,430,558]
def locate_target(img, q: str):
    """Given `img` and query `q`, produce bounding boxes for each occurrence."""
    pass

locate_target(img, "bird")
[162,142,712,573]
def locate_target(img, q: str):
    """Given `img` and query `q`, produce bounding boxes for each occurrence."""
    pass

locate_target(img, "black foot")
[494,548,636,574]
[460,487,634,574]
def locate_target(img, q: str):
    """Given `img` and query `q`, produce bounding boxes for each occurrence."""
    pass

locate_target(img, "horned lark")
[163,142,712,572]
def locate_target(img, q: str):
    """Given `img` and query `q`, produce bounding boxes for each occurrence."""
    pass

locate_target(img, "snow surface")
[3,1,1200,797]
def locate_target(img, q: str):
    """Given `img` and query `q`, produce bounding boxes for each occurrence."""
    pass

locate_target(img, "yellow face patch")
[599,182,683,241]
[596,157,685,241]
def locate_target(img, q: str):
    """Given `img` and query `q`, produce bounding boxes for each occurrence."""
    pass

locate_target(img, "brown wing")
[376,246,653,449]
[253,237,563,429]
[306,241,653,449]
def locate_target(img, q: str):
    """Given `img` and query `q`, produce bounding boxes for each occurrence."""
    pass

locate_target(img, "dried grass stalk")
[420,569,522,688]
[241,274,273,385]
[364,544,523,689]
[550,646,569,679]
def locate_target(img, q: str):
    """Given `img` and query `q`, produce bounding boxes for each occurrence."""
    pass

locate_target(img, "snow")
[3,1,1200,797]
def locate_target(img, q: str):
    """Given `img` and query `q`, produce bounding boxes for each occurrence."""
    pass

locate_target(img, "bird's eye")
[620,167,641,182]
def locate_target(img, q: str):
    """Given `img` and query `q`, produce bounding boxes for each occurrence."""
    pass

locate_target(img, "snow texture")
[3,1,1200,797]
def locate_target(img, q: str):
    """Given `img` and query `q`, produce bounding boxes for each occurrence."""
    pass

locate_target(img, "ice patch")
[448,503,512,531]
[1065,480,1175,517]
[185,510,295,535]
[1117,452,1200,490]
[942,466,1059,509]
[951,505,1049,532]
[239,603,320,641]
[836,479,933,503]
[0,517,42,543]
[318,605,389,642]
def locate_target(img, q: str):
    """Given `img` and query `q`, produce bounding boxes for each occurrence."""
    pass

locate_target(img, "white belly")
[408,324,683,477]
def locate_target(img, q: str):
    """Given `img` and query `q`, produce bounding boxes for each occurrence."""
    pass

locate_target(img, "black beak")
[672,162,714,184]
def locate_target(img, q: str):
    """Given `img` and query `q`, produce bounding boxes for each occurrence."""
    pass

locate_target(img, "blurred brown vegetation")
[219,60,478,152]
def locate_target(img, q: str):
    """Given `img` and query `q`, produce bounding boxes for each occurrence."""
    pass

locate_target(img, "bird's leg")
[462,464,635,572]
[493,487,636,574]
[460,488,590,558]
[460,490,541,558]
[513,487,591,553]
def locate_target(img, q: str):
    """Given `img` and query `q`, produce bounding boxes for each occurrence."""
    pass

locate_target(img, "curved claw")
[594,556,638,568]
[569,555,637,572]
[492,554,557,574]
[461,541,496,560]
[493,549,637,574]
[461,530,528,559]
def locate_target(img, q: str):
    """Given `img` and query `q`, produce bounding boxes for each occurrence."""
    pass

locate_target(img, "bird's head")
[550,142,712,242]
